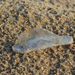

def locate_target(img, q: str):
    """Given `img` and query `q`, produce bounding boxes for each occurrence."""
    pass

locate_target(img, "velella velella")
[12,28,73,53]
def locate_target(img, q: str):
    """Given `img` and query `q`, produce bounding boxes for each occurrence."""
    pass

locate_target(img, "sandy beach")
[0,0,75,75]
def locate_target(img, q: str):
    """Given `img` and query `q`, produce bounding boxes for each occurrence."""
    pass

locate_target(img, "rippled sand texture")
[0,0,75,75]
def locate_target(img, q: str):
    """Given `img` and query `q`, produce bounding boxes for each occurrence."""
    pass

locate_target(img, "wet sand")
[0,0,75,75]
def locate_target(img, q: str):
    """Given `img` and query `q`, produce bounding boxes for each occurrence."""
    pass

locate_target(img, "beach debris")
[12,28,73,53]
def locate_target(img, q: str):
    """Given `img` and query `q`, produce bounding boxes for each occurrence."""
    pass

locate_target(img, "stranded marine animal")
[12,28,73,53]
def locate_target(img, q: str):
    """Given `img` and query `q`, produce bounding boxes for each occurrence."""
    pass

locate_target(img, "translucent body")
[12,28,73,53]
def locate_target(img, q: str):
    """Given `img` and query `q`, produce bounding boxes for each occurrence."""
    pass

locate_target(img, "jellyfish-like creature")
[12,28,73,53]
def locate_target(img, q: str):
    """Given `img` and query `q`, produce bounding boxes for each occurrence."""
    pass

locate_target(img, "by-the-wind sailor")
[12,28,73,53]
